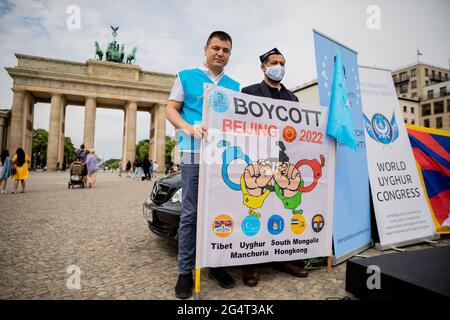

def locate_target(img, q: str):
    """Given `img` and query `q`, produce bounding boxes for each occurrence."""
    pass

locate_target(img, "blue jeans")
[178,163,199,275]
[133,167,141,180]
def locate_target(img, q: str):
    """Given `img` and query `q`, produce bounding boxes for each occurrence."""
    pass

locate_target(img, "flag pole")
[417,49,422,63]
[194,268,201,300]
[328,140,338,273]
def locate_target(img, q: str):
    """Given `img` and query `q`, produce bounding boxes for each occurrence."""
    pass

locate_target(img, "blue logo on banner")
[267,215,284,235]
[209,90,229,113]
[242,215,260,236]
[363,112,399,145]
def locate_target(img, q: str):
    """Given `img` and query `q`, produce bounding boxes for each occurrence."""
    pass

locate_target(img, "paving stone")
[1,171,449,300]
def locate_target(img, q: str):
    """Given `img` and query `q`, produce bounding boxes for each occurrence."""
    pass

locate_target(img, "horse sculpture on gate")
[126,47,137,64]
[94,26,137,64]
[95,41,103,60]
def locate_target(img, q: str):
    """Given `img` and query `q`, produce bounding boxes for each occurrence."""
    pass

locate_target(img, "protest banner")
[313,30,372,264]
[359,66,435,250]
[195,85,336,268]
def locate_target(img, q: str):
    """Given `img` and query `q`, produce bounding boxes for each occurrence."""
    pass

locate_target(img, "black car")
[143,172,182,244]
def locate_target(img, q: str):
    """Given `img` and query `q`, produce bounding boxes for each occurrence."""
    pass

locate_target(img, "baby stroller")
[68,161,85,189]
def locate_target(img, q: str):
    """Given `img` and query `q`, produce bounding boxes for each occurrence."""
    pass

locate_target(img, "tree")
[64,137,76,165]
[32,129,48,168]
[102,158,120,169]
[136,139,149,159]
[31,129,75,169]
[135,137,176,163]
[165,136,175,164]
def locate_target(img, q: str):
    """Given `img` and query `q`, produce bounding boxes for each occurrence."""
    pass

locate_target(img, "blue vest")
[178,68,240,151]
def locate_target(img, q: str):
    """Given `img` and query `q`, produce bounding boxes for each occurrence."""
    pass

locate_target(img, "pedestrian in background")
[152,162,158,178]
[86,149,101,188]
[11,147,31,194]
[75,144,88,184]
[133,157,142,180]
[126,160,132,178]
[0,149,12,194]
[143,156,151,181]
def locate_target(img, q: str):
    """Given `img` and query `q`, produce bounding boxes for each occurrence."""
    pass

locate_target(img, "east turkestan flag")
[327,50,357,151]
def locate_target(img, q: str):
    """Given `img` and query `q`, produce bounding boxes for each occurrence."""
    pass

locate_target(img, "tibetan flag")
[327,50,357,151]
[407,124,450,234]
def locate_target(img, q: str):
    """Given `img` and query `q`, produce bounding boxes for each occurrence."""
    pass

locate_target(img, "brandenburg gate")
[5,53,175,171]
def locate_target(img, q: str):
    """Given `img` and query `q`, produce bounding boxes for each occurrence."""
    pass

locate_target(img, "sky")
[0,0,449,160]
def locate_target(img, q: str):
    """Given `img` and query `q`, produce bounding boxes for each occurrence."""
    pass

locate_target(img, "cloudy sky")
[0,0,449,160]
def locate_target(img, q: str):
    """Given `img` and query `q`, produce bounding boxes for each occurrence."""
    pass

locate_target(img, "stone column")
[58,97,67,166]
[0,116,6,151]
[148,110,154,161]
[124,101,137,166]
[47,94,63,171]
[7,89,25,154]
[21,93,30,151]
[149,104,166,172]
[25,95,35,159]
[20,92,35,159]
[84,96,96,150]
[121,108,128,170]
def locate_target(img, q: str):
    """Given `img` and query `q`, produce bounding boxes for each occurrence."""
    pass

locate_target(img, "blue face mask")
[265,64,285,82]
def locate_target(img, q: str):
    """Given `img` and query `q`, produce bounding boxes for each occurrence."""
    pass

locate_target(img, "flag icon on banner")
[327,50,357,150]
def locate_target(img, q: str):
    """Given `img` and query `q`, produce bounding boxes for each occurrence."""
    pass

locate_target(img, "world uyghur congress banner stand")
[359,66,435,250]
[195,85,336,268]
[313,30,372,264]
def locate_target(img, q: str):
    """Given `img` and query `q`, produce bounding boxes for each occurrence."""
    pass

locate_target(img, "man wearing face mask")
[242,48,299,101]
[241,48,309,287]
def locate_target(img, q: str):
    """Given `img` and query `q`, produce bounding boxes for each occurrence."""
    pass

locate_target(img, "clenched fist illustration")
[244,160,273,197]
[274,162,301,198]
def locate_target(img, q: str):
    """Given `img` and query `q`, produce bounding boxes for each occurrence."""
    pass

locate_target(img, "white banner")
[195,85,335,268]
[359,66,435,250]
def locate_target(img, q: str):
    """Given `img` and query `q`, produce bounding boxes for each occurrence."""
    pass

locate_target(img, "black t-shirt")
[265,82,295,101]
[241,80,299,102]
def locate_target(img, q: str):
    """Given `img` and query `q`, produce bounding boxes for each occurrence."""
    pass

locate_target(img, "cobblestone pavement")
[0,171,449,300]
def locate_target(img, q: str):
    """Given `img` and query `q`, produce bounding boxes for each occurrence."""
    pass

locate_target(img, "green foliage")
[165,136,175,164]
[32,129,48,167]
[102,158,120,169]
[31,129,75,167]
[64,137,76,164]
[135,136,176,163]
[136,139,149,159]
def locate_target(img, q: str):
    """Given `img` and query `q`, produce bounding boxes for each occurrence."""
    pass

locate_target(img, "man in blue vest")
[166,31,240,299]
[241,48,309,287]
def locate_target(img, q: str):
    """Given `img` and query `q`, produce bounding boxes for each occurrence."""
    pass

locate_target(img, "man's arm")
[166,100,206,140]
